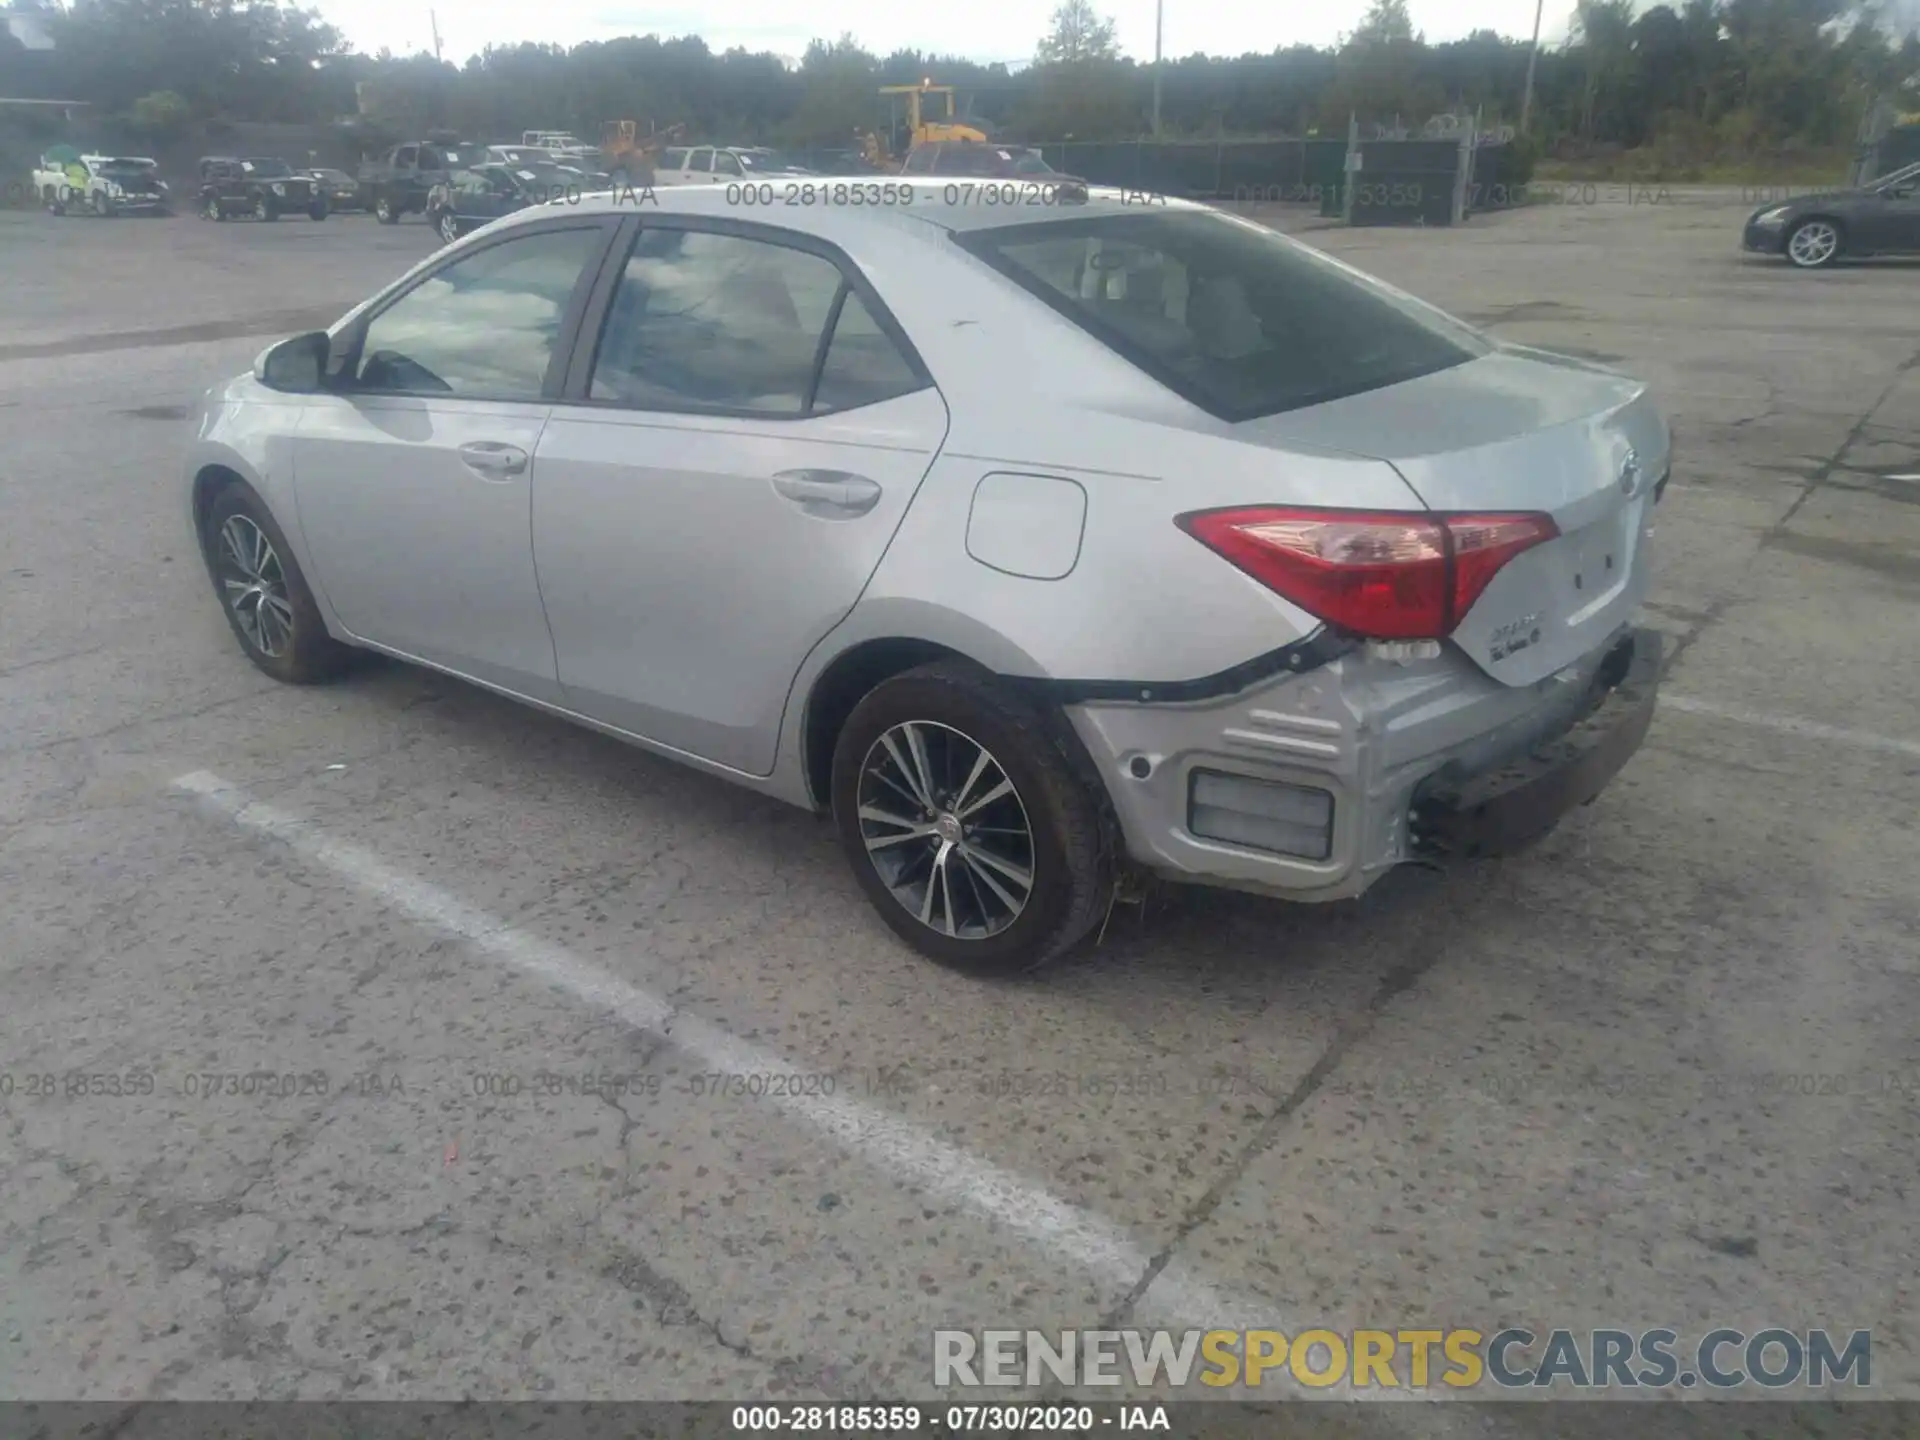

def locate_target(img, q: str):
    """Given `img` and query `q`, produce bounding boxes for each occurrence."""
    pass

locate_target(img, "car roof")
[479,179,1193,236]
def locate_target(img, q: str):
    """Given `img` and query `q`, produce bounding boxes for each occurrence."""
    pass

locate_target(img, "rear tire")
[308,200,328,221]
[202,483,354,684]
[253,194,278,222]
[375,194,398,224]
[435,209,460,244]
[830,661,1112,976]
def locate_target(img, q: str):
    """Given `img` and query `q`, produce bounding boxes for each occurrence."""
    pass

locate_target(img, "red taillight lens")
[1177,507,1557,640]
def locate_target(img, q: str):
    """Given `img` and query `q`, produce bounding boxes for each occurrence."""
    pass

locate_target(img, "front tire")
[202,484,353,684]
[831,661,1112,976]
[253,194,278,222]
[434,209,460,244]
[308,200,329,220]
[1785,217,1843,269]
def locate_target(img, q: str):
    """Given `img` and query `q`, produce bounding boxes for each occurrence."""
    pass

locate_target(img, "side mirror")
[255,331,330,393]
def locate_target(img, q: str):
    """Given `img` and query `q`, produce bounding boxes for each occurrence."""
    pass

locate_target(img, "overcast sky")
[311,0,1585,69]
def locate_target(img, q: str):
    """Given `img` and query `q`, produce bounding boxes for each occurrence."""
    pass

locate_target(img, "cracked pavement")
[1,194,1917,1423]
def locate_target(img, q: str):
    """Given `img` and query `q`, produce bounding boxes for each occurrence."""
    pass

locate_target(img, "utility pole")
[1152,0,1164,137]
[430,9,443,62]
[1519,0,1544,135]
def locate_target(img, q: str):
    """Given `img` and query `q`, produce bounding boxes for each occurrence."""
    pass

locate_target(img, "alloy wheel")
[215,515,296,657]
[1788,220,1839,268]
[856,720,1035,940]
[438,212,459,243]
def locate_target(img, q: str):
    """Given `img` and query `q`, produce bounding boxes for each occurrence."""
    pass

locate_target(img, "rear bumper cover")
[1408,626,1660,858]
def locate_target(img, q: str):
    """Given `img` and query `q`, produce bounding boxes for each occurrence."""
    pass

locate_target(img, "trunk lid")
[1244,344,1670,686]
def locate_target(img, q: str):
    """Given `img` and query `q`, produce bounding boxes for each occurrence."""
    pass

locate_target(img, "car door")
[1864,178,1920,251]
[530,217,949,774]
[712,151,744,179]
[290,218,621,700]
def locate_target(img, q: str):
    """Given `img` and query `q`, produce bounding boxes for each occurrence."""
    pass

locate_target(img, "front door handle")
[772,469,882,517]
[458,441,529,479]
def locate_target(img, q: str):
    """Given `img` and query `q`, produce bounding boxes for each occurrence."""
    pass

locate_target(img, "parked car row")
[27,135,1073,239]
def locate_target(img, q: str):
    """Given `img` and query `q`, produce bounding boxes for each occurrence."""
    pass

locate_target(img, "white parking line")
[170,770,1315,1359]
[1662,696,1920,761]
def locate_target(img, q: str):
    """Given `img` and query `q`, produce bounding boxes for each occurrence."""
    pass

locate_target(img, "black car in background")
[308,166,363,211]
[198,157,328,221]
[423,162,604,244]
[1742,160,1920,268]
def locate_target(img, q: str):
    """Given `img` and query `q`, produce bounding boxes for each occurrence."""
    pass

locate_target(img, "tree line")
[2,0,1914,161]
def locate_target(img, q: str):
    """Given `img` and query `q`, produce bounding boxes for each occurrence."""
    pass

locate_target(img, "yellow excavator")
[861,80,990,168]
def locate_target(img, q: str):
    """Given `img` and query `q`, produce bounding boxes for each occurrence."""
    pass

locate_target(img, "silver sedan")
[185,182,1670,975]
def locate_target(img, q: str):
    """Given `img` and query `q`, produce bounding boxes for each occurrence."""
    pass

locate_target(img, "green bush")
[129,90,192,140]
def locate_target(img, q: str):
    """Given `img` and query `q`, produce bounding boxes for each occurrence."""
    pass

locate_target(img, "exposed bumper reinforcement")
[1409,626,1661,859]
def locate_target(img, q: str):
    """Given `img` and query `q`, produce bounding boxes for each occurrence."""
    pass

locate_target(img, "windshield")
[959,208,1488,422]
[1871,160,1920,191]
[737,151,794,172]
[1010,151,1056,175]
[241,158,293,177]
[97,160,155,177]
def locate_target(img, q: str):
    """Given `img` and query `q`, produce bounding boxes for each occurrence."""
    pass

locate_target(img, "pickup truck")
[651,146,816,186]
[357,140,488,224]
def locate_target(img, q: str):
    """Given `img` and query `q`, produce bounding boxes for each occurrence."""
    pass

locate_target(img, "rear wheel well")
[802,638,964,808]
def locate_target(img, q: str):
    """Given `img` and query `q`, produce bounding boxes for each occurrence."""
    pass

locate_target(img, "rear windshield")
[957,209,1488,421]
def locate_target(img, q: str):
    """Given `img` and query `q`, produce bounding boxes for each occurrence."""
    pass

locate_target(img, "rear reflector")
[1188,770,1334,860]
[1176,506,1557,641]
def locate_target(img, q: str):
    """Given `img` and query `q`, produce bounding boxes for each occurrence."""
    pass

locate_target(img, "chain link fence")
[1032,133,1531,226]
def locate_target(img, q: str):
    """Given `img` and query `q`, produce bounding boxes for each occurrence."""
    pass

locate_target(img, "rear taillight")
[1176,507,1558,640]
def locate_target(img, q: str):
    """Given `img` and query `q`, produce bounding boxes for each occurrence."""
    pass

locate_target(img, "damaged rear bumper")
[1408,626,1661,859]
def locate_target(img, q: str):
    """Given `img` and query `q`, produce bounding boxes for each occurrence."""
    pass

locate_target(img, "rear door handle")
[458,441,529,479]
[772,469,882,517]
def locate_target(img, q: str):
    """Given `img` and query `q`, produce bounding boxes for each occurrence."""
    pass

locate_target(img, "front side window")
[714,152,743,177]
[394,146,418,167]
[901,147,936,174]
[689,149,713,173]
[959,209,1487,421]
[585,227,921,417]
[351,225,606,399]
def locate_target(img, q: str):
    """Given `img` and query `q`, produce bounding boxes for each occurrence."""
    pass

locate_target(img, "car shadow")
[328,654,1532,1006]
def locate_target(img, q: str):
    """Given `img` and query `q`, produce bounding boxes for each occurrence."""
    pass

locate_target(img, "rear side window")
[585,226,924,417]
[957,209,1487,421]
